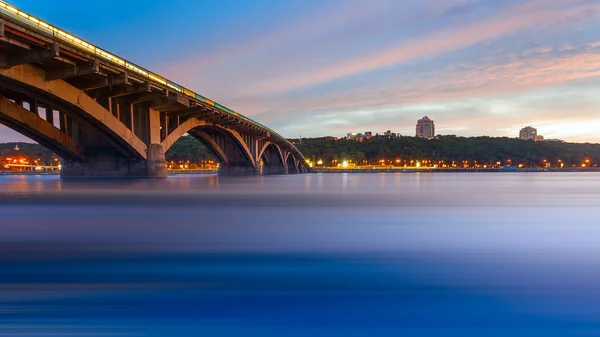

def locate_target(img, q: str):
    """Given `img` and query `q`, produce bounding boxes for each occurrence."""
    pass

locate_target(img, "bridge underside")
[0,15,309,178]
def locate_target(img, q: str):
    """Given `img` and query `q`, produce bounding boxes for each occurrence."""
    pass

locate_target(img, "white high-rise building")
[519,126,537,140]
[416,116,435,138]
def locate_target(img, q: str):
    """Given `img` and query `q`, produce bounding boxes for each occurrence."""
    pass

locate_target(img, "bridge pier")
[146,144,168,178]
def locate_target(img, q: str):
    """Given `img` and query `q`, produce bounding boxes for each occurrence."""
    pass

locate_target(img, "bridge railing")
[0,0,298,152]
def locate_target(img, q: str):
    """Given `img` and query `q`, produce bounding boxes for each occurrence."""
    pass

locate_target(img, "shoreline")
[0,170,218,176]
[2,168,598,177]
[311,167,600,173]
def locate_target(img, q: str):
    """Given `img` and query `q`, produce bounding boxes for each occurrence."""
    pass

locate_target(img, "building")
[534,135,544,142]
[383,130,397,137]
[519,126,537,140]
[364,131,373,139]
[416,116,435,138]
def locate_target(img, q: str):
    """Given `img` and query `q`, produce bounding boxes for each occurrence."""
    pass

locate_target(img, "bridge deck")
[0,0,304,161]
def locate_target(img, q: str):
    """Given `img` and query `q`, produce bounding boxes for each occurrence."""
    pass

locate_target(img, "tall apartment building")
[416,116,435,138]
[519,126,537,140]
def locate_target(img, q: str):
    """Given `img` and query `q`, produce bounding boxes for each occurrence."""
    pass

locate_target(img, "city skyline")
[1,0,600,144]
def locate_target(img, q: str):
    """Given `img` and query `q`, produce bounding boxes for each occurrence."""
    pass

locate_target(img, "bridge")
[0,1,308,178]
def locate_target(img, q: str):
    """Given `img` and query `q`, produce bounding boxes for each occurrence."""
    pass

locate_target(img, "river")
[1,173,600,336]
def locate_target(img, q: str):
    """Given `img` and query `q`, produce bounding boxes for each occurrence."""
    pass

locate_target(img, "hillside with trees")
[293,136,600,167]
[3,135,600,168]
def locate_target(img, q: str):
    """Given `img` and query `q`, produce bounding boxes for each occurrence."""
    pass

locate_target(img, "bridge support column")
[146,143,167,178]
[145,108,167,178]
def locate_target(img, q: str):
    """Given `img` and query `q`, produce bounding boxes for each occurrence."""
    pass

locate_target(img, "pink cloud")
[242,49,600,129]
[240,0,600,96]
[157,0,484,99]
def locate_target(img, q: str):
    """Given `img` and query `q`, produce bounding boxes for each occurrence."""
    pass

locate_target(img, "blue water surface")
[1,173,600,336]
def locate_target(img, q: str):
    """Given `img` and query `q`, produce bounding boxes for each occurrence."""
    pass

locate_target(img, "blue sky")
[2,0,600,142]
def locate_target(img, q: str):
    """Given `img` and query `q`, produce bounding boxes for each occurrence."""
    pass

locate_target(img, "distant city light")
[342,161,349,168]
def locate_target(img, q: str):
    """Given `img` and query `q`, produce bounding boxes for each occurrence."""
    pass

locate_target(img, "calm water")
[1,173,600,336]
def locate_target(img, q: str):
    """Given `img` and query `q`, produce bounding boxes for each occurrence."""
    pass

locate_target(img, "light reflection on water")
[1,172,600,336]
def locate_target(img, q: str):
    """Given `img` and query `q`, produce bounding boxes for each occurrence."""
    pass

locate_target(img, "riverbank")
[311,167,600,173]
[0,171,59,176]
[0,170,218,176]
[3,168,598,176]
[168,170,217,175]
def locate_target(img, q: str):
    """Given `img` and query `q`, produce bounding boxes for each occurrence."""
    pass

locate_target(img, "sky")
[2,0,600,143]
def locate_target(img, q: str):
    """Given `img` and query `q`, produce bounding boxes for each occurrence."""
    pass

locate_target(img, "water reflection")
[1,173,600,336]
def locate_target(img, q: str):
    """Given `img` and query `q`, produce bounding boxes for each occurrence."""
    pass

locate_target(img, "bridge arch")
[286,154,299,174]
[0,65,147,160]
[160,118,206,154]
[187,126,258,175]
[259,142,287,175]
[0,5,308,178]
[0,97,83,161]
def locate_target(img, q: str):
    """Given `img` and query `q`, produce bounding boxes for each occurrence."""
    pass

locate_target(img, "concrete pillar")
[148,107,161,144]
[119,101,133,133]
[29,101,38,114]
[146,143,167,178]
[59,111,66,133]
[46,108,54,126]
[144,108,167,178]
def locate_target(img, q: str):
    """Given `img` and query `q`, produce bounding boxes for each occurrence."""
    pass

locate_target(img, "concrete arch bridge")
[0,2,308,178]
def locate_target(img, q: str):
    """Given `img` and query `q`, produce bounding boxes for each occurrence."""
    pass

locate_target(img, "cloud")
[239,0,600,96]
[245,47,600,120]
[156,0,488,98]
[246,46,600,142]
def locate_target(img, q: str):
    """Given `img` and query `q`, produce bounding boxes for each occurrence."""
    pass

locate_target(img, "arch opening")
[260,143,287,175]
[163,135,216,171]
[286,154,299,174]
[188,126,258,175]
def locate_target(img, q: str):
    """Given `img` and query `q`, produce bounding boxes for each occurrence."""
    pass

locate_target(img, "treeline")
[4,135,600,167]
[0,142,57,164]
[292,135,600,166]
[164,136,213,163]
[0,136,213,165]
